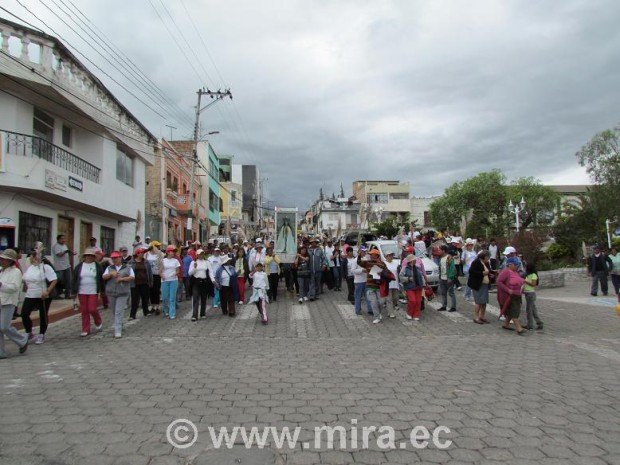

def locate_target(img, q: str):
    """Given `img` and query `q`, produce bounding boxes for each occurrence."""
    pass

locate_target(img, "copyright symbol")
[166,419,198,449]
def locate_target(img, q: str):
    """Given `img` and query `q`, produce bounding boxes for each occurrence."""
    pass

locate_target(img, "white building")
[311,198,361,235]
[410,196,440,229]
[0,18,157,255]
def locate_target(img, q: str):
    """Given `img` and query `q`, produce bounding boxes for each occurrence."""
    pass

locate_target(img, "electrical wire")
[52,0,195,130]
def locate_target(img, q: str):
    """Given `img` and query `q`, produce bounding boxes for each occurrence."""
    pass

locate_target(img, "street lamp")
[508,197,526,233]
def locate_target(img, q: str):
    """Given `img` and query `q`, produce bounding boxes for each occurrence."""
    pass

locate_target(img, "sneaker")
[94,324,103,332]
[372,317,382,324]
[114,333,121,339]
[437,307,447,311]
[169,317,176,320]
[19,342,28,354]
[128,317,136,321]
[448,308,457,312]
[405,314,413,320]
[28,333,37,342]
[389,313,396,319]
[80,332,89,337]
[238,301,244,305]
[303,297,309,301]
[298,298,303,303]
[213,305,219,308]
[536,324,544,330]
[499,315,506,321]
[191,317,197,322]
[34,334,45,345]
[413,318,420,321]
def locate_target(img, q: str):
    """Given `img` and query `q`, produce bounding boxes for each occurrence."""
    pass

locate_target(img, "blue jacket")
[214,264,240,301]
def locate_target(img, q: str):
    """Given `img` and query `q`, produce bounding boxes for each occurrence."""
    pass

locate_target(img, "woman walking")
[295,247,311,303]
[265,248,281,302]
[161,246,181,319]
[73,248,104,336]
[0,249,28,357]
[234,248,249,305]
[189,249,213,321]
[129,248,153,320]
[496,257,526,335]
[145,241,164,314]
[523,262,543,330]
[400,254,425,321]
[467,251,491,324]
[21,249,58,345]
[103,251,134,338]
[214,256,239,317]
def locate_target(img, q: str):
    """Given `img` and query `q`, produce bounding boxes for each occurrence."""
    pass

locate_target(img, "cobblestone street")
[1,279,619,465]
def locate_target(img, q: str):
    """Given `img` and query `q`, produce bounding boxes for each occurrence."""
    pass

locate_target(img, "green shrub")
[547,243,571,260]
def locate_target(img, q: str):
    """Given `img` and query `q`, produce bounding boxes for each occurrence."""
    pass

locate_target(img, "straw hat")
[0,249,18,262]
[82,247,98,257]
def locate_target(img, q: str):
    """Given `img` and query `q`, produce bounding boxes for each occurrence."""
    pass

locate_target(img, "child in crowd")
[523,262,543,330]
[249,263,269,325]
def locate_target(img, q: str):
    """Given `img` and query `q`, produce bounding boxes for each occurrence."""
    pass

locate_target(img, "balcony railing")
[1,130,101,183]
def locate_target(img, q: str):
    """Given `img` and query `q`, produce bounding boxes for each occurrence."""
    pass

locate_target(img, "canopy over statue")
[274,207,298,263]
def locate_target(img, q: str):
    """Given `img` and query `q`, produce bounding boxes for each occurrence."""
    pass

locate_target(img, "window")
[166,171,173,189]
[62,124,72,147]
[231,190,237,202]
[209,189,219,212]
[33,108,54,142]
[173,177,178,192]
[100,226,115,254]
[390,193,409,200]
[182,183,187,194]
[367,193,388,204]
[116,146,133,186]
[18,212,51,253]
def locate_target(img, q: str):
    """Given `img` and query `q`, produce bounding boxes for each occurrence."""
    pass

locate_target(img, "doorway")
[57,216,75,266]
[80,221,92,254]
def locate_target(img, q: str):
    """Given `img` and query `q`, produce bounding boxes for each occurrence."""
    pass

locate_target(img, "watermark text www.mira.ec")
[166,418,452,451]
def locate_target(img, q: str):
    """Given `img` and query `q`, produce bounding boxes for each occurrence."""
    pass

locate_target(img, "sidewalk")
[12,298,77,331]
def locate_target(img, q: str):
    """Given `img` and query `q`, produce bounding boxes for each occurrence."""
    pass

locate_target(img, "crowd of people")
[1,229,619,358]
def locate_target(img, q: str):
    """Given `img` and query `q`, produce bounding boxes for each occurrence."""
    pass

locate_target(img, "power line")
[53,0,195,130]
[24,0,171,120]
[145,0,204,85]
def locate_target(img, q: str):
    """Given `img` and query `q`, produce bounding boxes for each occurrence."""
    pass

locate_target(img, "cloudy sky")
[4,0,619,209]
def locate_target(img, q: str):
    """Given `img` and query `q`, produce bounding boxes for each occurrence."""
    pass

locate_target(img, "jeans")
[220,286,236,316]
[130,283,150,318]
[0,304,28,357]
[524,292,542,328]
[213,288,221,307]
[463,272,472,299]
[298,275,310,298]
[309,271,323,299]
[346,276,355,302]
[21,297,52,335]
[387,288,399,315]
[78,294,101,334]
[591,271,609,295]
[366,288,382,318]
[56,268,72,298]
[354,282,370,314]
[268,273,279,301]
[440,279,456,309]
[192,279,210,318]
[332,266,342,290]
[108,294,129,336]
[283,264,294,292]
[612,274,620,295]
[161,280,178,318]
[150,275,161,305]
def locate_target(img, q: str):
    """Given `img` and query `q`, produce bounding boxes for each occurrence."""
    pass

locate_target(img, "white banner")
[186,217,193,230]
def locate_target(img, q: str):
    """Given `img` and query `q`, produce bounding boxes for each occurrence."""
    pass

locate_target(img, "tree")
[373,217,399,238]
[507,177,560,229]
[576,127,620,189]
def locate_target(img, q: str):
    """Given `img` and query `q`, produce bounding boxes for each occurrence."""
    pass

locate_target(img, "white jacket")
[349,258,367,284]
[248,249,266,271]
[0,266,23,307]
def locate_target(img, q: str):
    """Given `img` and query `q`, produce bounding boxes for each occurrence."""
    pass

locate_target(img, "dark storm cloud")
[7,0,619,208]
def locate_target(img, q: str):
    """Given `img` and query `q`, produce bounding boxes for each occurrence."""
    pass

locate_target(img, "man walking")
[308,238,327,301]
[589,245,612,296]
[438,245,457,312]
[51,234,74,299]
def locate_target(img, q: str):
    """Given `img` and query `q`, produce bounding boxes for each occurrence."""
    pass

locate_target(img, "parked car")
[365,240,439,288]
[341,231,377,247]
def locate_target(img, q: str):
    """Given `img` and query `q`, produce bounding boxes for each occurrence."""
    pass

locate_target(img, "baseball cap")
[503,246,517,255]
[196,249,205,255]
[165,245,176,252]
[110,251,121,258]
[506,257,520,266]
[120,246,128,252]
[369,249,380,256]
[465,238,474,245]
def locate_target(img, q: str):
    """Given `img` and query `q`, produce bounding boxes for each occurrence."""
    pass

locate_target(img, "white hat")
[413,231,421,238]
[256,238,263,243]
[196,249,205,255]
[503,246,517,255]
[465,238,475,245]
[214,247,221,252]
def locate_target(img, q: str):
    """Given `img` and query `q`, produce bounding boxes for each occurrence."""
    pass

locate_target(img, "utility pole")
[186,88,232,244]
